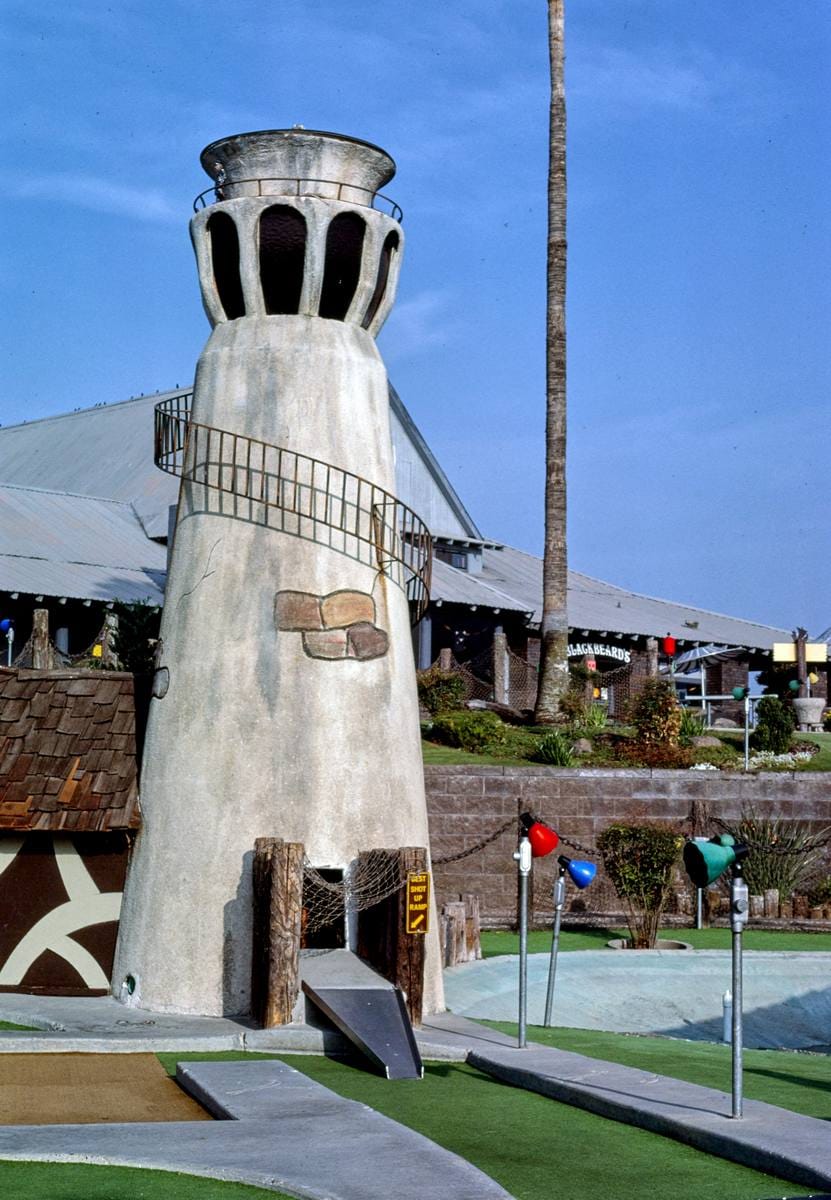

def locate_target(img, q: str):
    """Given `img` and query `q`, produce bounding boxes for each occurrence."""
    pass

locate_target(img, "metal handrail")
[154,397,430,621]
[193,176,403,222]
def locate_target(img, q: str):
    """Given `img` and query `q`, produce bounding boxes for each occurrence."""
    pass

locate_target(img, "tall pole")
[544,866,566,1026]
[513,834,532,1048]
[730,863,748,1118]
[743,693,750,771]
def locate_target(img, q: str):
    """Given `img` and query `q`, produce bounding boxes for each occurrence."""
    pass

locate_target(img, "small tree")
[630,678,681,747]
[750,695,795,754]
[110,601,161,674]
[597,822,681,948]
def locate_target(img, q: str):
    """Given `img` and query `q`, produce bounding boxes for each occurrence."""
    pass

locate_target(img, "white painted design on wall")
[0,837,123,989]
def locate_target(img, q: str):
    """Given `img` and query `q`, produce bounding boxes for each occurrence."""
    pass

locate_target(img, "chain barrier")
[431,817,517,866]
[712,817,831,857]
[431,809,601,866]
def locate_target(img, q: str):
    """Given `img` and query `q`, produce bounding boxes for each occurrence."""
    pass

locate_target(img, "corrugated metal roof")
[0,484,166,604]
[0,384,480,544]
[431,545,790,650]
[0,391,181,539]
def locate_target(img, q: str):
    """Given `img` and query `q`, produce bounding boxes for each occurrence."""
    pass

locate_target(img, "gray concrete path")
[0,1057,511,1200]
[444,950,831,1049]
[425,1013,831,1194]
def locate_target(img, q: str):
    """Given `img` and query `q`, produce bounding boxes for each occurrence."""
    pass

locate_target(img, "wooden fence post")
[32,608,51,670]
[251,838,304,1027]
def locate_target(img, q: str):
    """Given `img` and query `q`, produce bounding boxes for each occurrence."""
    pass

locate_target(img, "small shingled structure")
[0,667,143,832]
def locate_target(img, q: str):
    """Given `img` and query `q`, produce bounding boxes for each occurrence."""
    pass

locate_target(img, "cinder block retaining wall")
[425,767,831,928]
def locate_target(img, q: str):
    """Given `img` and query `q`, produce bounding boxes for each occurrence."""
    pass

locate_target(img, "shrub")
[417,666,466,715]
[559,687,590,724]
[531,729,574,767]
[430,710,506,754]
[689,742,741,770]
[597,822,682,948]
[629,679,681,747]
[717,806,830,897]
[574,704,608,735]
[110,600,161,674]
[616,742,694,770]
[678,708,706,742]
[807,876,831,907]
[750,695,796,755]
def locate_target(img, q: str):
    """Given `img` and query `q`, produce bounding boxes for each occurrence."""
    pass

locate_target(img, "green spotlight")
[683,835,749,888]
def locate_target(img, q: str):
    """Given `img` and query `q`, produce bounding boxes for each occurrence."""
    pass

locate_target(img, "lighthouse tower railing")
[193,176,403,221]
[154,396,431,622]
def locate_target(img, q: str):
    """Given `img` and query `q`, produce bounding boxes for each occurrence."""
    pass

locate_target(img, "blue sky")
[2,1,829,634]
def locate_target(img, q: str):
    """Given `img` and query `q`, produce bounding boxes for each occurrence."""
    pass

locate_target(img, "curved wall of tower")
[113,131,443,1017]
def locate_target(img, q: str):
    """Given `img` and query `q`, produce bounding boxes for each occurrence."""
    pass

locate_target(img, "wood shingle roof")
[0,668,143,832]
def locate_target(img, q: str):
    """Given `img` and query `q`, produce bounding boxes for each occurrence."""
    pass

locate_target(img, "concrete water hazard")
[444,949,831,1050]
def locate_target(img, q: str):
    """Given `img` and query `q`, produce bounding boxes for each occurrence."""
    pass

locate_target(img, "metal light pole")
[4,625,13,667]
[513,833,532,1048]
[729,861,749,1118]
[743,692,750,771]
[543,862,567,1027]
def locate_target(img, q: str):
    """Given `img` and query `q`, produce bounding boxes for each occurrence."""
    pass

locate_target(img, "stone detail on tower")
[275,589,388,661]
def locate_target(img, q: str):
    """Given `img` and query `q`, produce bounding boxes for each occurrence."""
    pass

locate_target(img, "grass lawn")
[479,1022,831,1120]
[0,1162,288,1199]
[479,926,831,956]
[423,728,831,770]
[160,1051,810,1199]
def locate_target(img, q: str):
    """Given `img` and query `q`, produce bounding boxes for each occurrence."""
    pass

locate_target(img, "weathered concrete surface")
[114,126,442,1021]
[0,1059,512,1200]
[0,991,462,1059]
[444,950,831,1050]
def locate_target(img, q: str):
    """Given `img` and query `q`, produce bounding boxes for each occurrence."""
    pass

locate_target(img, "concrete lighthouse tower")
[114,129,443,1018]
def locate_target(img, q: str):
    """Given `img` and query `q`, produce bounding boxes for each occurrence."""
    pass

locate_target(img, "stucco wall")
[425,766,831,927]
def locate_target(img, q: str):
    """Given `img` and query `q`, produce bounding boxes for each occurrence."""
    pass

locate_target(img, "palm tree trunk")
[535,0,569,724]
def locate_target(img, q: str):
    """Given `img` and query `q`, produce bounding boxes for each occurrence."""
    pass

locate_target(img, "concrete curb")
[466,1041,831,1193]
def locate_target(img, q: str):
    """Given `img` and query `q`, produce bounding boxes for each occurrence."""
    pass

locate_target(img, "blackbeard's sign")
[567,642,631,664]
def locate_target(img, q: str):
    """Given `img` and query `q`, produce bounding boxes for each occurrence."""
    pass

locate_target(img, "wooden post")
[462,893,482,961]
[101,611,119,668]
[356,846,427,1026]
[395,846,427,1026]
[794,628,808,698]
[646,637,659,678]
[251,838,304,1027]
[493,631,509,706]
[438,647,452,671]
[32,609,51,670]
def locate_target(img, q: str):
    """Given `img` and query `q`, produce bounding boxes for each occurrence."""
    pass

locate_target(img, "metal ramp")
[300,949,423,1080]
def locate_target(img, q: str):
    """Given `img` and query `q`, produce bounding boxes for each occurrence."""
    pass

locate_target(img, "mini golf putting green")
[0,1053,211,1125]
[0,1162,290,1199]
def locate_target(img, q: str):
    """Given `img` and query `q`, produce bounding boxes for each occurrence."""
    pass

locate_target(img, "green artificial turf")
[479,1023,831,1120]
[0,1021,37,1031]
[277,1053,812,1200]
[0,1162,288,1199]
[479,926,831,957]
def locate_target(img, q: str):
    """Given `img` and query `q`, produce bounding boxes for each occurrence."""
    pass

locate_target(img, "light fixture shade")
[564,858,596,889]
[0,619,10,633]
[788,680,800,692]
[662,636,677,655]
[528,822,559,858]
[683,836,748,887]
[731,686,747,701]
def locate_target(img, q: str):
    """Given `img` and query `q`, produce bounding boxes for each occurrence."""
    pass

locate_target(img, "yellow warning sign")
[405,871,430,935]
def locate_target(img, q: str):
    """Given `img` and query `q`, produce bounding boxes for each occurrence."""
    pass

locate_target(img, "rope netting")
[9,623,117,671]
[302,850,408,934]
